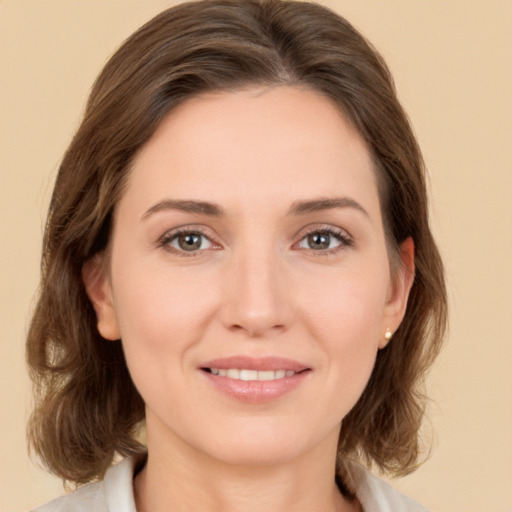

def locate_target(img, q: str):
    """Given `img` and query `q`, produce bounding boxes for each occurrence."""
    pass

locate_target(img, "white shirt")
[33,456,430,512]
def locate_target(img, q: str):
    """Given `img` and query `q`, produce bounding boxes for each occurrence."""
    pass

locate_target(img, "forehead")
[122,86,380,217]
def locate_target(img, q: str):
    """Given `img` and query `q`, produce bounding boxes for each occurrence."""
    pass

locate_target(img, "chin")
[202,423,335,468]
[211,443,300,468]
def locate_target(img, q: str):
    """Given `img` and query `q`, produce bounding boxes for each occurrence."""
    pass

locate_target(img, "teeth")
[257,370,275,381]
[227,369,240,379]
[209,368,296,381]
[239,369,258,381]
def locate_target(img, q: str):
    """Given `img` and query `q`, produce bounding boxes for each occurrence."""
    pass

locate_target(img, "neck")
[134,421,359,512]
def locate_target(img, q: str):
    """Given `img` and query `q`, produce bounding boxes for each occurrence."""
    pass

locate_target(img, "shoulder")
[32,480,107,512]
[31,457,138,512]
[349,462,430,512]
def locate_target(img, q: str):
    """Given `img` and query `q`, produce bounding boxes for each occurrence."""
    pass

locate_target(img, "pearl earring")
[384,328,393,341]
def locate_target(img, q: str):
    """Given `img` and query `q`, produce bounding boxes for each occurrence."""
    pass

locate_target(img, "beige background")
[1,1,511,511]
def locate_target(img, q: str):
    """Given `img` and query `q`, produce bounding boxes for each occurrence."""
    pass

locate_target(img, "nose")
[220,245,292,338]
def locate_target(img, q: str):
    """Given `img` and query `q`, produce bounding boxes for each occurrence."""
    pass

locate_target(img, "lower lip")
[201,370,310,403]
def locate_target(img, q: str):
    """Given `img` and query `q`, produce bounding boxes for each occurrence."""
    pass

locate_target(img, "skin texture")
[84,86,414,512]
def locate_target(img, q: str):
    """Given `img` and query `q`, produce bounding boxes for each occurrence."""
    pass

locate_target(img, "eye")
[162,230,215,253]
[296,228,351,252]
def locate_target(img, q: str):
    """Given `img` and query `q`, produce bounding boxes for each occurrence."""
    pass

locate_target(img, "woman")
[27,1,447,510]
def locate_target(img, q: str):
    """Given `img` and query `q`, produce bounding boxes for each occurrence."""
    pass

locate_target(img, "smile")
[200,357,311,403]
[205,368,297,380]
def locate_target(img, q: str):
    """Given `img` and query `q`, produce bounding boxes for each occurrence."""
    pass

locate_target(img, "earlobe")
[380,237,415,348]
[82,254,121,341]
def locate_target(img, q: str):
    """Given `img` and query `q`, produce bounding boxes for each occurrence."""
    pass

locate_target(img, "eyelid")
[155,223,353,256]
[157,225,222,255]
[292,224,353,253]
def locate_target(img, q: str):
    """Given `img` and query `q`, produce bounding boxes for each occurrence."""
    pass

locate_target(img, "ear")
[82,254,121,341]
[379,237,415,348]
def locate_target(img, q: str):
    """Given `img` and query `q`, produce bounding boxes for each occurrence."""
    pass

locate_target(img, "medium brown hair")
[27,0,447,489]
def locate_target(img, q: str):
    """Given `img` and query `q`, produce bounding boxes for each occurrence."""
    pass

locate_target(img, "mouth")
[199,356,311,402]
[202,368,303,381]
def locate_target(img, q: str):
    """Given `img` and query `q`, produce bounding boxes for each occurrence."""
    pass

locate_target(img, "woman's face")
[86,86,413,467]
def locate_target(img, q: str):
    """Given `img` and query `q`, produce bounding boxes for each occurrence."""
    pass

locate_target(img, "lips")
[199,356,311,403]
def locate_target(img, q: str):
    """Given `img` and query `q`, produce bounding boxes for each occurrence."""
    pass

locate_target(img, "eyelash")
[158,228,217,257]
[157,226,353,257]
[295,227,353,255]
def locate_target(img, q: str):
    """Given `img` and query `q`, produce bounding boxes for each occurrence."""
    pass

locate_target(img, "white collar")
[101,456,429,512]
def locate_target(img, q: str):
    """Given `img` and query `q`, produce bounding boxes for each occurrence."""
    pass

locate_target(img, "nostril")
[220,294,291,337]
[228,322,286,336]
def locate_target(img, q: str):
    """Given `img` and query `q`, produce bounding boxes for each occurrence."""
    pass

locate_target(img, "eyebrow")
[287,197,369,217]
[141,196,369,221]
[142,199,224,220]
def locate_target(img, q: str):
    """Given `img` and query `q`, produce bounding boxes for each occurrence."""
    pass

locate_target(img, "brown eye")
[179,233,202,250]
[297,228,351,252]
[166,231,213,252]
[307,232,331,250]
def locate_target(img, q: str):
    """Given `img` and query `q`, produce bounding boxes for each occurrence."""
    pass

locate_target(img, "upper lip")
[200,356,310,373]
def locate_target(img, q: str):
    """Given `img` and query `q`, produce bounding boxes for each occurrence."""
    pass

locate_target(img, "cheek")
[110,261,218,384]
[113,252,215,329]
[298,261,389,342]
[297,264,389,404]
